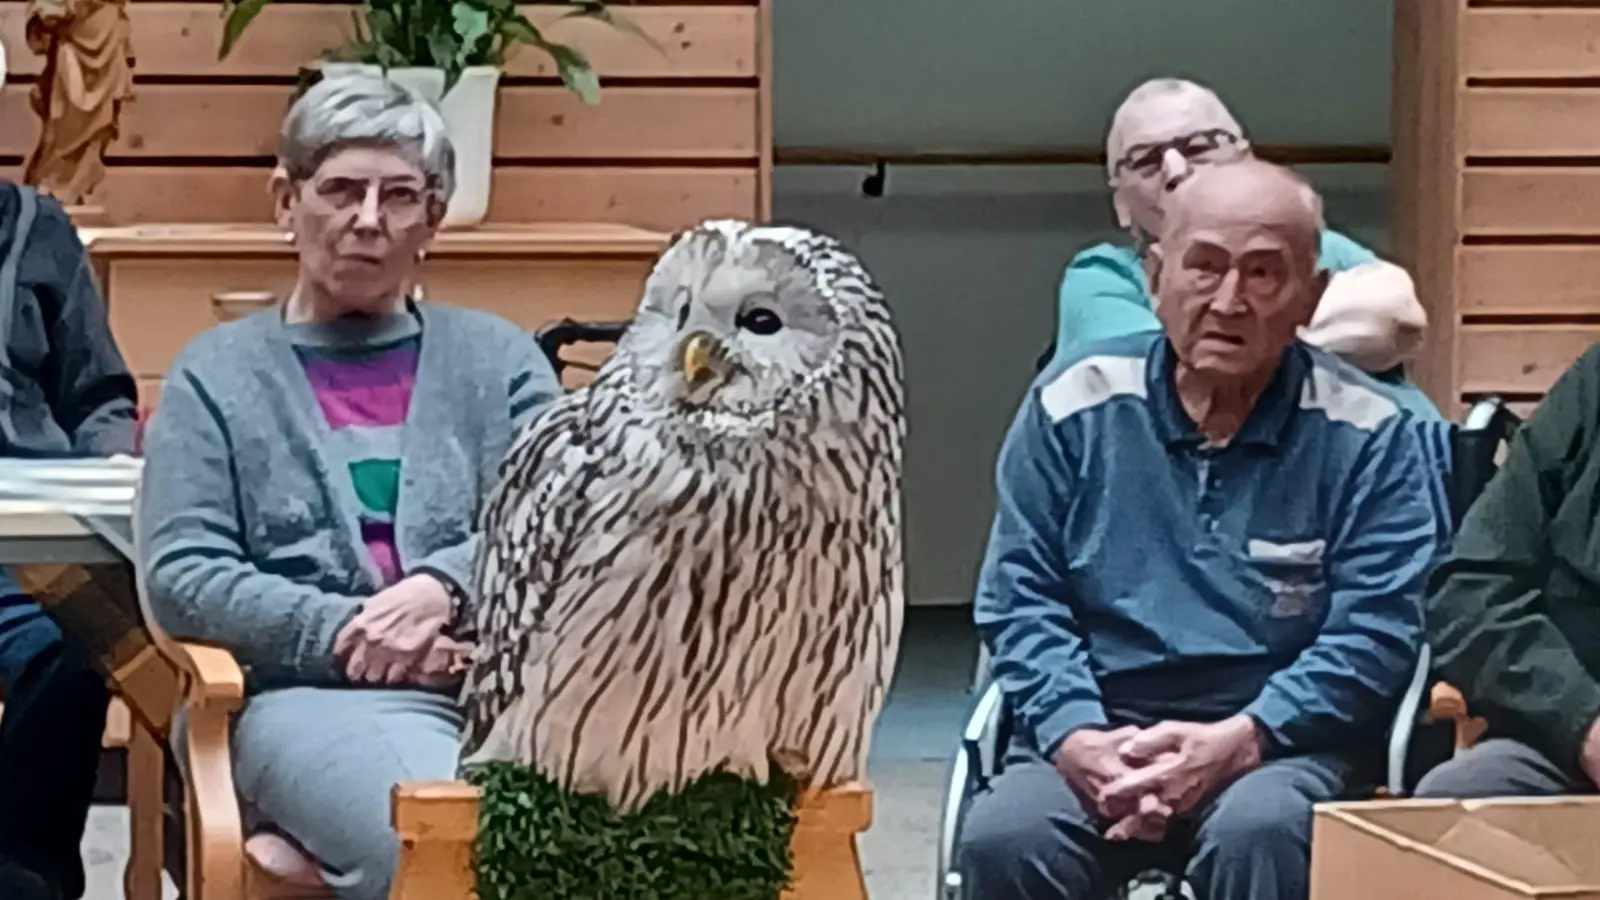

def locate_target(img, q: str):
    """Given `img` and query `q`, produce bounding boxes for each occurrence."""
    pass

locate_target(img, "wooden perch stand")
[388,781,874,900]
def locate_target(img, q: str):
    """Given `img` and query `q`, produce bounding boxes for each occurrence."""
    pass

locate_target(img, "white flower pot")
[318,63,501,229]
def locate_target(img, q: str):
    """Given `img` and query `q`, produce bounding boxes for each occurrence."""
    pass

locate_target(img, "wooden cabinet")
[82,223,670,405]
[1393,0,1600,413]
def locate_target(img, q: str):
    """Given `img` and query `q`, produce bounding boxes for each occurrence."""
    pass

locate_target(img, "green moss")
[466,761,799,900]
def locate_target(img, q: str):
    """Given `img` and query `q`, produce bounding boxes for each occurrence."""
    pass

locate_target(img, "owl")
[459,220,906,813]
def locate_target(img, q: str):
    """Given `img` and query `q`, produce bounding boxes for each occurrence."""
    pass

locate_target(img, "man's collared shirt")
[975,331,1439,760]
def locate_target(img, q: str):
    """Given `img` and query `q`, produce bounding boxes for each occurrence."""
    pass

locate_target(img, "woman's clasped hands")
[334,574,473,687]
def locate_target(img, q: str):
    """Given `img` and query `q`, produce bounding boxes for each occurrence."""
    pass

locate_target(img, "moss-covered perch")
[388,769,872,900]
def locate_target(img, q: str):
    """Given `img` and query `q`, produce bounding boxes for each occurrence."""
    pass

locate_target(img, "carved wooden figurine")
[23,0,135,209]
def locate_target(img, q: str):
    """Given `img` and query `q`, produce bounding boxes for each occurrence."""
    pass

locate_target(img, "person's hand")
[335,574,456,685]
[410,635,475,689]
[1097,716,1263,818]
[1054,726,1173,840]
[1581,717,1600,789]
[1053,725,1140,798]
[1104,793,1174,843]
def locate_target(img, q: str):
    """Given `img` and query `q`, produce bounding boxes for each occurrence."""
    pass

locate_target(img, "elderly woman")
[1050,77,1439,419]
[136,74,559,899]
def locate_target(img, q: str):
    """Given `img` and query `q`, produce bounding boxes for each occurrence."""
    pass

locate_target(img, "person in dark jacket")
[0,184,139,900]
[1417,346,1600,799]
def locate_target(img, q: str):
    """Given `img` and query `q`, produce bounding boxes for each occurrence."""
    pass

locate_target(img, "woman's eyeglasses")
[307,176,432,225]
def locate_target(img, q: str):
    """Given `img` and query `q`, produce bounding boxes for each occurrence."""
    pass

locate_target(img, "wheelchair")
[934,394,1525,900]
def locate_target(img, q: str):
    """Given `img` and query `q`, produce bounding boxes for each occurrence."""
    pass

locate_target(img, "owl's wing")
[461,380,610,758]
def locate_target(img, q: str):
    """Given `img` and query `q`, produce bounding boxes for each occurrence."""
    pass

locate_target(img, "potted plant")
[218,0,641,228]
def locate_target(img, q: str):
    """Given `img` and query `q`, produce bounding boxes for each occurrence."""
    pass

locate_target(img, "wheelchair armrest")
[961,683,1006,794]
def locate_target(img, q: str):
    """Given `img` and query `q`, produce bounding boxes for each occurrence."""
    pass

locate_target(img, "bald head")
[1160,159,1322,264]
[1150,158,1330,382]
[1104,78,1250,237]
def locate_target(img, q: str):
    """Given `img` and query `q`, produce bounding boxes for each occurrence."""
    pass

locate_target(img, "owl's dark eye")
[737,307,783,335]
[676,304,690,329]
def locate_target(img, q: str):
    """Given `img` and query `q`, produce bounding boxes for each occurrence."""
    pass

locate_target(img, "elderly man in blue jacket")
[957,159,1440,900]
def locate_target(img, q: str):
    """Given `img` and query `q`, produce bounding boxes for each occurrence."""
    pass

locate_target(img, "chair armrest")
[173,642,247,900]
[1428,681,1487,751]
[1429,682,1467,719]
[178,642,245,711]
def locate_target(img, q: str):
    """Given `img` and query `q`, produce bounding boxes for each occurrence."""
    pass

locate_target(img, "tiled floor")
[81,607,984,900]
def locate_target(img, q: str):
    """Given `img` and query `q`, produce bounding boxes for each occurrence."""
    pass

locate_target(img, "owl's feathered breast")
[463,349,901,759]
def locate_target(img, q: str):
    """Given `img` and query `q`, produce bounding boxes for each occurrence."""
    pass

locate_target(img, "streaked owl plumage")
[459,219,905,813]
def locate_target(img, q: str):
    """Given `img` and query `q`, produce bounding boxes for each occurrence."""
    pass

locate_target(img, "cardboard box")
[1312,798,1600,899]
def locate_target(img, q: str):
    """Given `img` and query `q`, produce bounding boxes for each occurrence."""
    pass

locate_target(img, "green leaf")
[501,12,544,46]
[546,43,600,105]
[453,5,492,53]
[428,32,459,73]
[219,0,276,60]
[557,2,665,54]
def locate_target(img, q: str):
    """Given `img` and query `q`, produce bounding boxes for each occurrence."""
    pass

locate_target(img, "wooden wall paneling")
[0,85,759,160]
[1389,0,1463,410]
[1427,2,1600,412]
[0,165,760,230]
[1461,8,1600,79]
[1457,325,1600,396]
[1461,89,1600,157]
[0,1,766,231]
[1457,246,1600,316]
[757,0,773,219]
[1461,169,1600,237]
[0,4,761,79]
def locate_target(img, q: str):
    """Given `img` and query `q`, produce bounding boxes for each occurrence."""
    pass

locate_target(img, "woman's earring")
[416,248,427,262]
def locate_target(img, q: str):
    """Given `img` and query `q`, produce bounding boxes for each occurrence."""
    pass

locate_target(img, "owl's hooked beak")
[679,331,720,386]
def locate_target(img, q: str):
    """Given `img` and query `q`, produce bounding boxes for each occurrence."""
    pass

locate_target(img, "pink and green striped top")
[288,312,421,587]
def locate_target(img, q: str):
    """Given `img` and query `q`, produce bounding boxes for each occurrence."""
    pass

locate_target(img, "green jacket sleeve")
[1427,345,1600,777]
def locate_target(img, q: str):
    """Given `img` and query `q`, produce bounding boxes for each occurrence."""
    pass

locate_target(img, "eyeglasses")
[304,175,432,226]
[1112,129,1247,180]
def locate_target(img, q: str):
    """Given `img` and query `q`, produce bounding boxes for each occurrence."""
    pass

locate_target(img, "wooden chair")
[139,535,875,900]
[121,319,876,899]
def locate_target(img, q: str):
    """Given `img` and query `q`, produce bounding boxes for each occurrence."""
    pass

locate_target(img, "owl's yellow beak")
[679,331,718,384]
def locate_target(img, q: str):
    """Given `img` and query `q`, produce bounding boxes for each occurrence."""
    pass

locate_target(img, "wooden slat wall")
[0,0,770,230]
[1393,0,1600,415]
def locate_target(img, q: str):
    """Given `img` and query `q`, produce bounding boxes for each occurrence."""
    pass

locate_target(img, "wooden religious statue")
[23,0,135,219]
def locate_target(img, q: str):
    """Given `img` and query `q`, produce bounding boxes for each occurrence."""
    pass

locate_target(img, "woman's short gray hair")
[278,72,456,204]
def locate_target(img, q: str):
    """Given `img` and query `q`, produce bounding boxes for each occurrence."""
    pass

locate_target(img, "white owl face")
[625,225,842,415]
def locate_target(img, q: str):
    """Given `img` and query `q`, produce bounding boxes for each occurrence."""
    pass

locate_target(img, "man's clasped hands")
[331,574,474,686]
[1054,715,1264,842]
